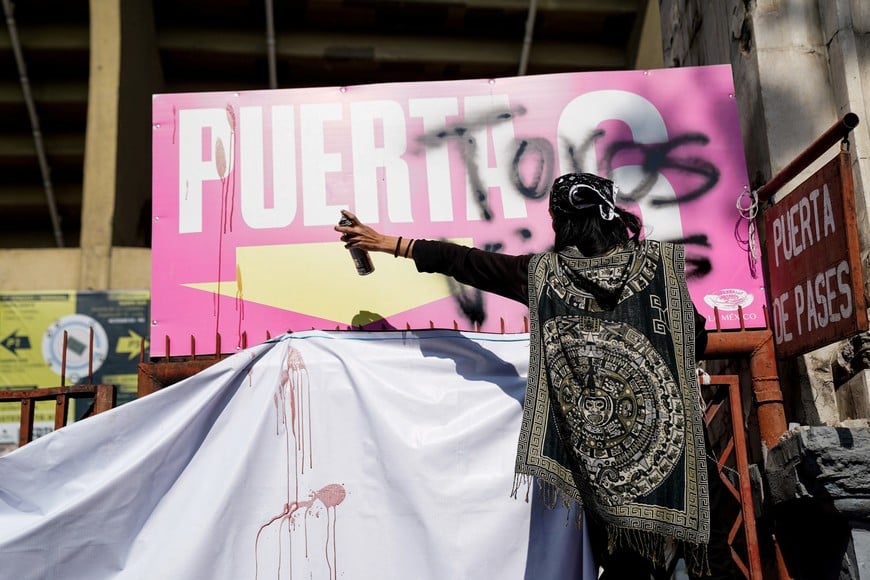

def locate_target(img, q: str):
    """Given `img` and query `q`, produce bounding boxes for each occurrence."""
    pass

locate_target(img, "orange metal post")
[93,385,116,414]
[18,398,34,448]
[705,330,788,449]
[54,394,69,430]
[727,376,764,579]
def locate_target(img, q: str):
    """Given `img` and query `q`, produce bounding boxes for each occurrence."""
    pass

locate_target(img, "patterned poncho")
[515,240,710,563]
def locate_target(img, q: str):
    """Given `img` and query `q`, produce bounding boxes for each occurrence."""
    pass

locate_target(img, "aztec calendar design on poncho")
[543,316,685,507]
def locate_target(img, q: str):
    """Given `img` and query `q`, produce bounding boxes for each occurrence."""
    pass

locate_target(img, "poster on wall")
[152,65,761,357]
[0,290,150,451]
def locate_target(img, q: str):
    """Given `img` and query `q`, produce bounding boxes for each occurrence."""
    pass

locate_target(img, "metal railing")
[1,328,115,448]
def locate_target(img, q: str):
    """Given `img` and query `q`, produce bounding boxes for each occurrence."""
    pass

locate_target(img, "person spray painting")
[336,172,737,579]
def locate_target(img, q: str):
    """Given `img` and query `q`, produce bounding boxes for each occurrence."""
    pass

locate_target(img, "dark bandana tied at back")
[513,239,711,573]
[549,172,618,221]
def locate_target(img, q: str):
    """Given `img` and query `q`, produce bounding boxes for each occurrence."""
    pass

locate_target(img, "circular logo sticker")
[42,314,109,382]
[703,288,754,311]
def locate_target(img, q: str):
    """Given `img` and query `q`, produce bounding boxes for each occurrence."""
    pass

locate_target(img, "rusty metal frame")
[1,328,116,448]
[0,384,115,447]
[704,308,792,579]
[704,374,763,579]
[137,332,253,396]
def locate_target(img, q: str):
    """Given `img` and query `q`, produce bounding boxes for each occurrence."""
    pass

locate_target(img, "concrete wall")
[660,0,870,425]
[0,247,150,291]
[822,1,870,304]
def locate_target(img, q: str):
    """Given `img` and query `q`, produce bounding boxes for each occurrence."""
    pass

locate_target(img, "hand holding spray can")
[338,215,375,275]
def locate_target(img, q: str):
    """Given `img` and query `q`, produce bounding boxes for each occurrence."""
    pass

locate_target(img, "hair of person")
[552,206,642,255]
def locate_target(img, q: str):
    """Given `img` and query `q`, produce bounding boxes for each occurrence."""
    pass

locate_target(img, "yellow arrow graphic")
[183,241,471,324]
[116,330,148,360]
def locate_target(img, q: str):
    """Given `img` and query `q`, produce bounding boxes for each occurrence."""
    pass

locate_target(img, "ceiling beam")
[0,25,89,51]
[0,81,88,104]
[0,18,635,68]
[0,184,81,208]
[0,134,84,158]
[312,0,640,14]
[159,28,627,70]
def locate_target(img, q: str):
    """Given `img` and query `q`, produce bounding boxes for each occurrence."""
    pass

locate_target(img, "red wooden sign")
[765,151,868,358]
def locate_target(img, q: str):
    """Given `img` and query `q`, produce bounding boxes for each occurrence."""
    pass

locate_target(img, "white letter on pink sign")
[463,95,529,221]
[178,108,234,234]
[351,100,411,224]
[557,91,683,242]
[409,97,459,223]
[301,103,344,226]
[239,105,298,229]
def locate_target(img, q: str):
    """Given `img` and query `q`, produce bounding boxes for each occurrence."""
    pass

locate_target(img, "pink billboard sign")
[152,65,761,357]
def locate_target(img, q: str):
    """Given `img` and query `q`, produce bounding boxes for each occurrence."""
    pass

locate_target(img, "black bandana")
[549,173,617,220]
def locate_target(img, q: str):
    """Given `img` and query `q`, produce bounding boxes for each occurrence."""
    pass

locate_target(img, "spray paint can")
[338,215,375,275]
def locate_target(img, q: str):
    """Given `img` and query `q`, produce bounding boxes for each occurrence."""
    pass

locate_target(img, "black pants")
[586,451,740,579]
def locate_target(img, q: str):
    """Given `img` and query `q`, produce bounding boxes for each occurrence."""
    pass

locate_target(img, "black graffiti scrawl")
[416,105,721,326]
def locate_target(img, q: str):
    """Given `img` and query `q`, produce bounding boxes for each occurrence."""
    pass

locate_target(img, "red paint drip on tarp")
[255,345,346,579]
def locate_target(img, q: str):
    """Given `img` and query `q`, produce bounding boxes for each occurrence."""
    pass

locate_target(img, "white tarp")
[0,330,594,580]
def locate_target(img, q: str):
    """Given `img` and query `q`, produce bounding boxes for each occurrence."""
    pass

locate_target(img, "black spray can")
[338,215,375,275]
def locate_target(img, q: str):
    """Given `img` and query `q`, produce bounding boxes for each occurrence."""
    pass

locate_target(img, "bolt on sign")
[764,151,868,358]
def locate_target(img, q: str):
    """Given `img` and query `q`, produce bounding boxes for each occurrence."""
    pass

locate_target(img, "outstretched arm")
[335,210,532,304]
[334,210,416,258]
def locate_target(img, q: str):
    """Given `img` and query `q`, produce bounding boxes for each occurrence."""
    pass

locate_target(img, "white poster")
[0,330,594,580]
